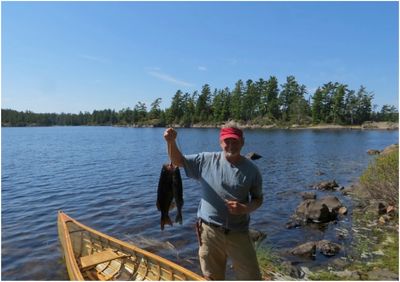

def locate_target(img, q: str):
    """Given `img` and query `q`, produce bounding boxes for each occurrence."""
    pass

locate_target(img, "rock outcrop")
[287,196,345,228]
[312,180,339,191]
[290,240,341,258]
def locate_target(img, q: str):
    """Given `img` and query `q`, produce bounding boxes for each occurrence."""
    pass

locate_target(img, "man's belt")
[199,218,230,234]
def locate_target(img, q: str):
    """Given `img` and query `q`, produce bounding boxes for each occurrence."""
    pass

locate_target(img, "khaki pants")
[198,223,261,280]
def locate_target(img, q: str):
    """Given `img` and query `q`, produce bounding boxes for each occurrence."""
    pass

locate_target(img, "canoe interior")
[61,215,203,281]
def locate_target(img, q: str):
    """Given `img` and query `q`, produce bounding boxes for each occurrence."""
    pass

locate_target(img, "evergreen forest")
[2,76,398,127]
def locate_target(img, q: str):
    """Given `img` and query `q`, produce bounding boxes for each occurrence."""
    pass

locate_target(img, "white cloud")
[79,54,109,64]
[146,66,161,71]
[227,58,238,65]
[147,70,194,87]
[198,66,207,71]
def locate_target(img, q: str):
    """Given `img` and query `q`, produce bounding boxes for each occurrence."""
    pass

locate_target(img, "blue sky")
[2,1,399,114]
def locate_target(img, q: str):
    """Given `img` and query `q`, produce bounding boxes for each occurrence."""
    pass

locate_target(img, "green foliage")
[343,89,358,125]
[148,98,162,120]
[230,80,244,121]
[360,149,399,205]
[195,84,212,123]
[372,104,399,122]
[242,79,260,121]
[279,75,307,121]
[265,76,281,120]
[312,87,324,123]
[331,84,346,124]
[2,75,397,127]
[347,149,399,277]
[212,88,230,123]
[354,86,373,124]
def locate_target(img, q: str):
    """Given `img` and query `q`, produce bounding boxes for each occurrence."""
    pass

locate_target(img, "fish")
[156,163,184,230]
[157,163,174,230]
[172,166,184,224]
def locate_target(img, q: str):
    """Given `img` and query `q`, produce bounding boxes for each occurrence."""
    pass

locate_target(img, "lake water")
[1,126,398,280]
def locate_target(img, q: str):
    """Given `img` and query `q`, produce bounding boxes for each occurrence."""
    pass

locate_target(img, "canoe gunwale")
[57,211,205,281]
[58,212,85,280]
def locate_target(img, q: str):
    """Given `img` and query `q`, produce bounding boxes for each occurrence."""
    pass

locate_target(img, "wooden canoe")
[57,211,205,281]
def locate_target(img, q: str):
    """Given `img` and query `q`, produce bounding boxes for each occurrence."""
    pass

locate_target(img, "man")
[163,123,263,280]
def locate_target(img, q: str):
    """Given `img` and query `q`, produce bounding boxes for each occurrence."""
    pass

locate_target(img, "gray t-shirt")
[183,151,263,231]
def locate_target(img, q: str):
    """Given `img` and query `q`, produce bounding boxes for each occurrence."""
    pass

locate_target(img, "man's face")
[220,137,244,157]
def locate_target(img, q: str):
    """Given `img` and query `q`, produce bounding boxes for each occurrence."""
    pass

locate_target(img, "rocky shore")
[290,121,398,130]
[123,121,398,130]
[258,144,399,281]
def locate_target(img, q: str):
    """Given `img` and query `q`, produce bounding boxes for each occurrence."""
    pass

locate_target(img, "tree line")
[2,75,398,127]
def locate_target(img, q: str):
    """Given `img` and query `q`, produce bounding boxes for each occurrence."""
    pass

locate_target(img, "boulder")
[367,149,381,155]
[286,221,302,229]
[378,202,387,215]
[338,206,348,215]
[290,240,342,260]
[307,202,333,223]
[300,192,317,200]
[249,228,267,244]
[378,215,391,225]
[313,180,339,191]
[306,196,342,222]
[245,152,262,160]
[290,241,316,257]
[294,196,344,223]
[340,186,355,195]
[316,240,341,256]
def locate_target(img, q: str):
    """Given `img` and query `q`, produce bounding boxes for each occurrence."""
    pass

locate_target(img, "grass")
[256,246,288,279]
[379,234,399,272]
[309,271,342,280]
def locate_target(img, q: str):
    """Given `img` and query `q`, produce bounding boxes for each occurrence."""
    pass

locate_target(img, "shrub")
[360,149,399,206]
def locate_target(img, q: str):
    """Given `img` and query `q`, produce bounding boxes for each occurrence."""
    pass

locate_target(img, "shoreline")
[124,122,398,131]
[189,121,398,130]
[259,144,399,280]
[2,121,398,131]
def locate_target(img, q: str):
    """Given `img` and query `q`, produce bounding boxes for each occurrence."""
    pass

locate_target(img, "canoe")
[57,211,205,281]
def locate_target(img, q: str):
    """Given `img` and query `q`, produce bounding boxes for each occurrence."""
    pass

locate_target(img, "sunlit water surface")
[1,126,398,280]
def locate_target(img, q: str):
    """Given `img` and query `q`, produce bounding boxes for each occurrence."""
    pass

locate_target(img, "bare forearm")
[164,128,184,167]
[167,141,184,167]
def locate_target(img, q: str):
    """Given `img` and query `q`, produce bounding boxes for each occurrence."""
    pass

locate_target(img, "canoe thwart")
[58,211,205,280]
[80,249,126,269]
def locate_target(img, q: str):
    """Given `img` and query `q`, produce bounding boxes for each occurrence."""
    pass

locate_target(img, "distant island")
[2,76,398,128]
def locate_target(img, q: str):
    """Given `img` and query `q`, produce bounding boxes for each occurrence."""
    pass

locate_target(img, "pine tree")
[230,80,244,121]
